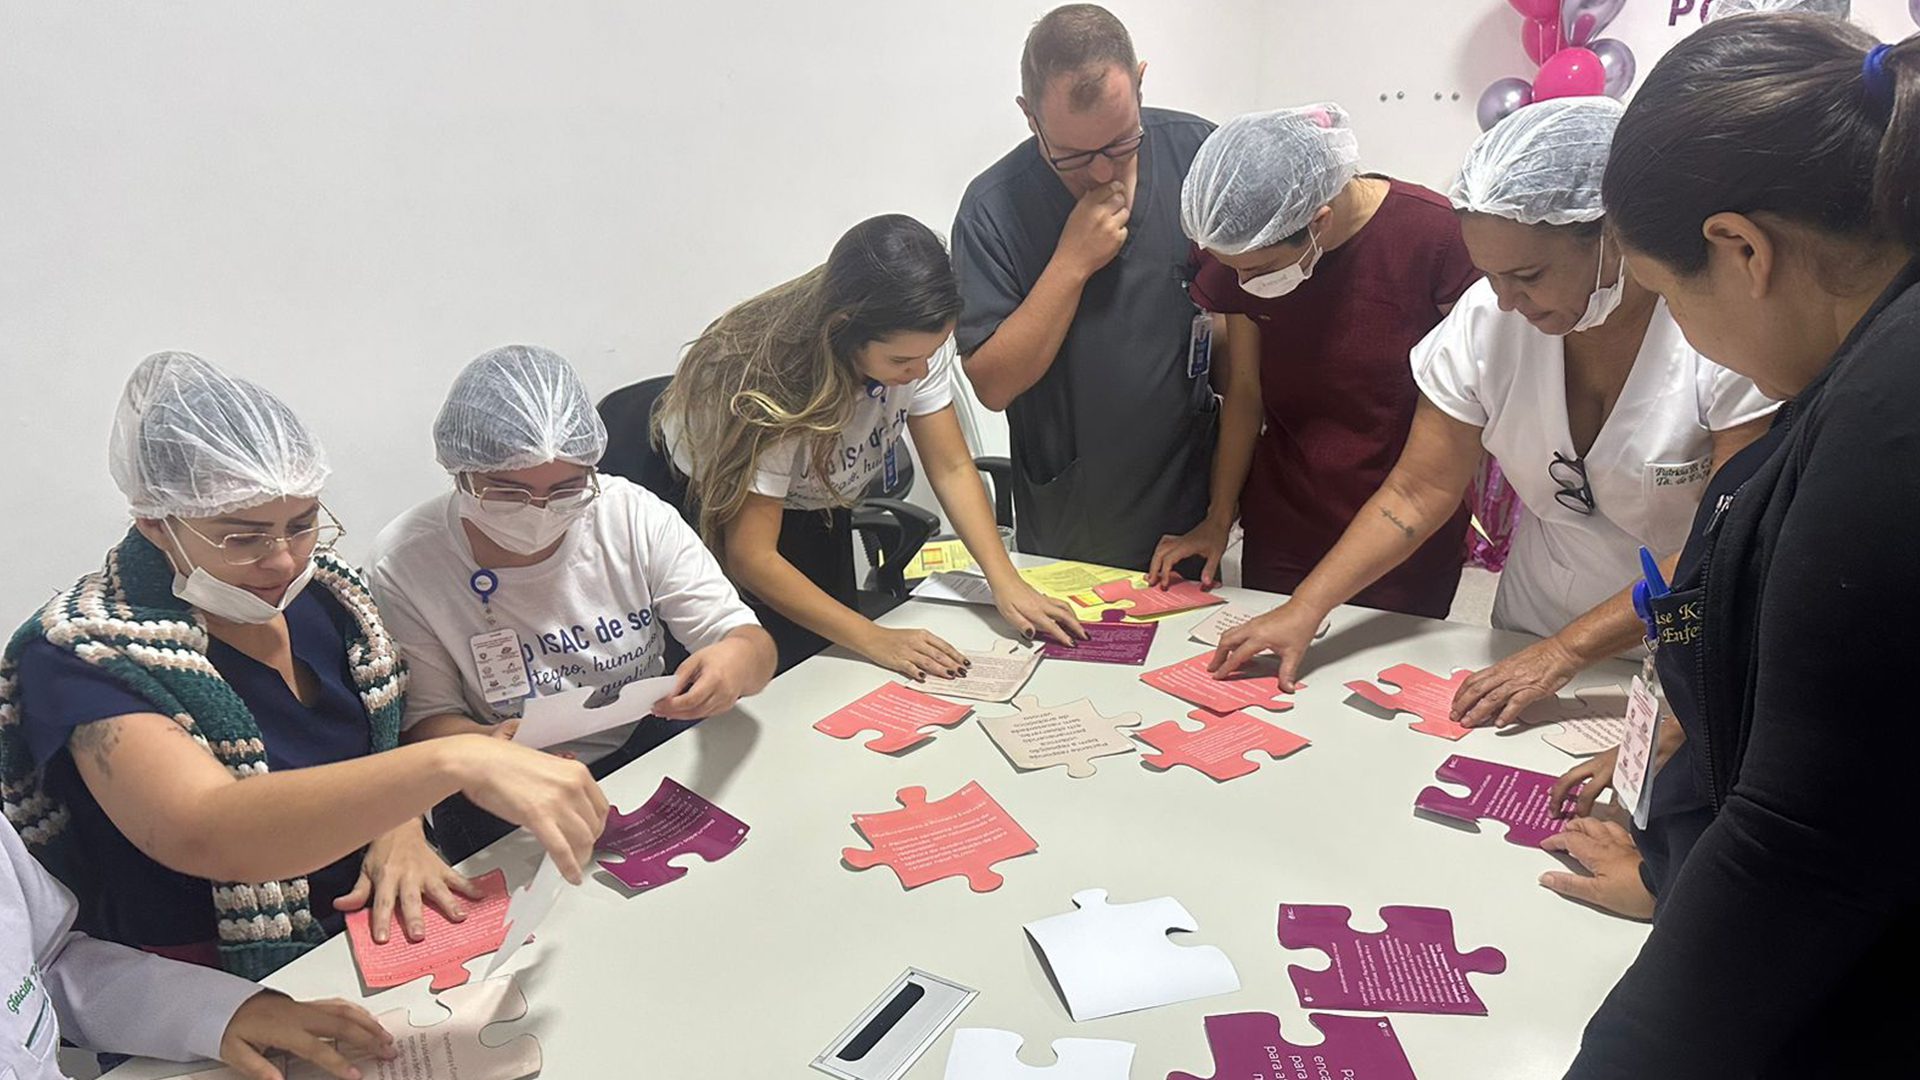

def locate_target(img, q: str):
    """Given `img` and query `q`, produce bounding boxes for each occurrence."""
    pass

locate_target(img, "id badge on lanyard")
[466,569,532,709]
[1187,313,1214,379]
[884,443,898,492]
[1616,548,1671,828]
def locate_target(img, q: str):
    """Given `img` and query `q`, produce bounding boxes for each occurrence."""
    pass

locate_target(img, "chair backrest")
[597,374,691,521]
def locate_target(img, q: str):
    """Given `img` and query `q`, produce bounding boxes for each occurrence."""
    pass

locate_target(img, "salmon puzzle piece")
[1141,653,1298,716]
[345,868,511,993]
[814,682,974,753]
[1278,903,1507,1016]
[1415,754,1576,848]
[1345,663,1475,740]
[841,782,1037,892]
[1090,573,1225,619]
[1167,1012,1416,1080]
[1137,709,1309,782]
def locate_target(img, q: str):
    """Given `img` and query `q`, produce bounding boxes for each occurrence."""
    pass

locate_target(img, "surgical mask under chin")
[1570,241,1627,333]
[1239,227,1322,300]
[457,491,586,555]
[164,523,315,624]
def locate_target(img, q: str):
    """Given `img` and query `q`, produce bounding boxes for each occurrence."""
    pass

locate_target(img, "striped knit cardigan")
[0,529,407,979]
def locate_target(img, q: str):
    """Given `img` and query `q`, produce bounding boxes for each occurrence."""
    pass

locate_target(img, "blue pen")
[1633,546,1667,645]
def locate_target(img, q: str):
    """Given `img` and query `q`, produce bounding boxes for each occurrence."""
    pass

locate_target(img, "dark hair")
[824,214,962,361]
[1020,4,1138,110]
[1605,15,1920,274]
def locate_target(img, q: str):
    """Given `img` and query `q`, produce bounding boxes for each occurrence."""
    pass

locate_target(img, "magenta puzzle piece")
[1278,903,1506,1016]
[1168,1012,1417,1080]
[1415,755,1575,847]
[814,682,975,753]
[1040,609,1158,665]
[594,778,750,891]
[842,782,1037,892]
[1091,573,1225,619]
[1142,653,1298,716]
[1345,664,1475,740]
[1137,709,1309,782]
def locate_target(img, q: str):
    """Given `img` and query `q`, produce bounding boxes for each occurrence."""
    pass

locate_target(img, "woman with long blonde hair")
[657,214,1083,677]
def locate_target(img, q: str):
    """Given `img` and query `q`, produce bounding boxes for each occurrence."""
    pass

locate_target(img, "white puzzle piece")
[511,674,679,750]
[943,1028,1136,1079]
[978,696,1143,778]
[484,855,569,977]
[1527,686,1631,756]
[1188,606,1329,648]
[1023,888,1241,1021]
[182,977,541,1080]
[929,640,1043,703]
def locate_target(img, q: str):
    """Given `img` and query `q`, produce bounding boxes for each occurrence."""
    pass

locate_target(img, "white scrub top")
[1412,279,1777,637]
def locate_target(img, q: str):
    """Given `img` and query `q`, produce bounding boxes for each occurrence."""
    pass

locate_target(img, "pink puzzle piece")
[1142,653,1297,716]
[814,682,975,753]
[842,782,1037,892]
[1091,573,1225,619]
[1345,664,1475,740]
[595,777,750,891]
[1278,903,1507,1016]
[1415,754,1576,847]
[346,868,511,992]
[1137,709,1309,782]
[1168,1012,1417,1080]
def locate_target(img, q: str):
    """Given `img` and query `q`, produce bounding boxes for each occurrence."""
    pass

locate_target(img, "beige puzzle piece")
[979,695,1145,778]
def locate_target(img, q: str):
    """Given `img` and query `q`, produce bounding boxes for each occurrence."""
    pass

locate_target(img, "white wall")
[2,0,1913,616]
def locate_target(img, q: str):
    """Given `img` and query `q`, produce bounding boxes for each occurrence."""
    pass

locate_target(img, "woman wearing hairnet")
[1213,98,1776,914]
[1158,104,1480,614]
[656,214,1084,679]
[367,345,776,860]
[0,353,610,981]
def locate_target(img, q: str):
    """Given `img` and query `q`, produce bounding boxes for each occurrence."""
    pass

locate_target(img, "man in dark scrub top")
[951,3,1217,570]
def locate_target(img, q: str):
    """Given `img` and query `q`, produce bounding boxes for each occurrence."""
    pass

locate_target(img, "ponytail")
[1605,14,1920,273]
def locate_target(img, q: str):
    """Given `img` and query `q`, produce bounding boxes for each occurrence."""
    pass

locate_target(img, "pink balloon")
[1507,0,1561,19]
[1522,17,1563,66]
[1533,47,1607,100]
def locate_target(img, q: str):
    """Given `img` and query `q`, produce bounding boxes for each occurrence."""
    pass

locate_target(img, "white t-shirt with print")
[366,475,760,763]
[1412,279,1778,637]
[662,339,958,511]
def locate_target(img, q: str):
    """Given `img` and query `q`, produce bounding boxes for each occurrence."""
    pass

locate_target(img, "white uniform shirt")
[661,340,958,510]
[1412,279,1778,637]
[366,476,760,763]
[1,821,258,1079]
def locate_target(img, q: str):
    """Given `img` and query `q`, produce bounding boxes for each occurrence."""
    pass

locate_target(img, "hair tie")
[1863,43,1896,116]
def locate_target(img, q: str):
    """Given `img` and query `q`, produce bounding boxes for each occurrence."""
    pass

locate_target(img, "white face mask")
[164,522,315,624]
[1239,227,1322,299]
[1569,239,1627,333]
[457,491,587,555]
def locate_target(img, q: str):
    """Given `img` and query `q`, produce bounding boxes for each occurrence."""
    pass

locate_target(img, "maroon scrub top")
[1192,177,1480,618]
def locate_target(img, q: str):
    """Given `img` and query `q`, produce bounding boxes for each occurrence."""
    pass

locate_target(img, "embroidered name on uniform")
[7,969,34,1013]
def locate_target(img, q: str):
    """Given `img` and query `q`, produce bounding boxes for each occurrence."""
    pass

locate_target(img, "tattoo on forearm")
[1378,506,1416,539]
[69,719,125,780]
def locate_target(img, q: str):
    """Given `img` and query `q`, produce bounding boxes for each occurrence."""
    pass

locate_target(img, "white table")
[110,578,1647,1079]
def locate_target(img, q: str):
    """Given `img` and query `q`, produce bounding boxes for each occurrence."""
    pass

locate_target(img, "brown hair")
[1605,14,1920,274]
[1020,4,1138,111]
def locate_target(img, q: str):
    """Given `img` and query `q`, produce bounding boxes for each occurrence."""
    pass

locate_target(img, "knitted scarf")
[0,529,406,979]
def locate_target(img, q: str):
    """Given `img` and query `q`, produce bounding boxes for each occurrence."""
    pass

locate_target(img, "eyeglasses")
[1550,452,1595,516]
[172,504,345,566]
[461,472,601,514]
[1034,123,1145,172]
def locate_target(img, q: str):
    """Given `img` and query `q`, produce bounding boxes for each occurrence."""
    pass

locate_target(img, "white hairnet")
[1181,104,1362,255]
[433,344,607,473]
[1707,0,1849,20]
[1450,96,1623,227]
[108,351,331,519]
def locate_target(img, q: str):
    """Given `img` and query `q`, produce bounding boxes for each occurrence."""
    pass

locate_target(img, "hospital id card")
[1187,313,1213,378]
[469,627,532,706]
[1615,671,1662,829]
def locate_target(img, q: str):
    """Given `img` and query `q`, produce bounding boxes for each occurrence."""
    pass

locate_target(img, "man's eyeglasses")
[461,472,601,515]
[1035,123,1145,172]
[172,504,345,567]
[1550,452,1595,516]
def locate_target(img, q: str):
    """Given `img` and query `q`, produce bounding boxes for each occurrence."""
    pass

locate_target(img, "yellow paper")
[903,539,976,580]
[1017,560,1141,617]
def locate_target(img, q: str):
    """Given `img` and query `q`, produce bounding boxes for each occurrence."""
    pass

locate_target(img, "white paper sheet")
[913,570,997,606]
[483,855,569,977]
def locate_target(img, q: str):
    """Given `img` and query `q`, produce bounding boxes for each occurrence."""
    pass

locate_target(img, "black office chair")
[596,376,937,622]
[974,456,1014,530]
